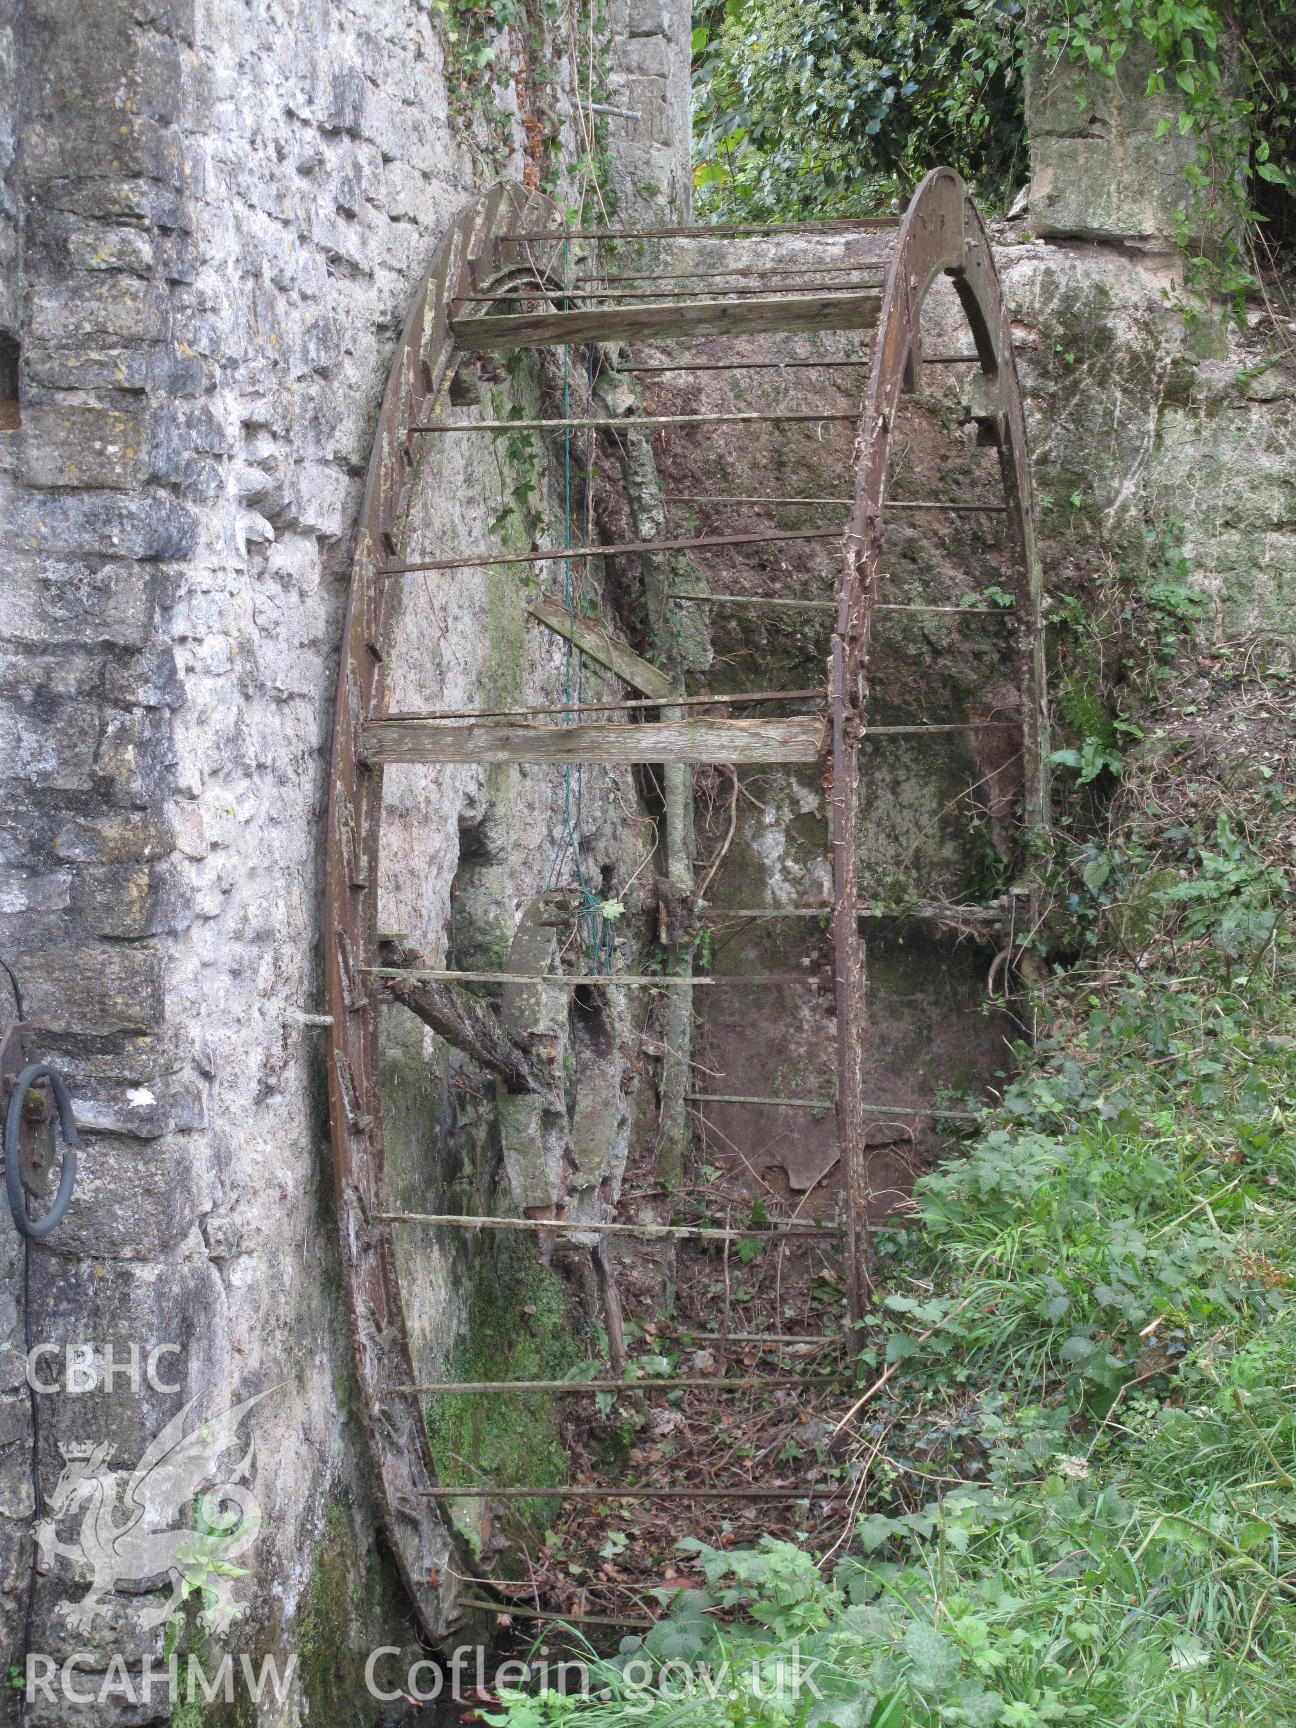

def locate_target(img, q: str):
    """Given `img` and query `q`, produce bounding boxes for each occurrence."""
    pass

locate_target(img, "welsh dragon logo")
[36,1389,274,1633]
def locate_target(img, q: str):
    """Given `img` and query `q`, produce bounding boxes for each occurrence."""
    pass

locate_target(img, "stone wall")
[1025,37,1196,247]
[1022,3,1242,251]
[0,1,690,1722]
[606,0,692,222]
[1017,7,1293,636]
[3,0,1290,1719]
[1002,236,1294,642]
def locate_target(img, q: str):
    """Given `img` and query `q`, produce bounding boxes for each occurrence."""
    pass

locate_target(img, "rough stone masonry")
[0,0,1292,1722]
[0,0,688,1720]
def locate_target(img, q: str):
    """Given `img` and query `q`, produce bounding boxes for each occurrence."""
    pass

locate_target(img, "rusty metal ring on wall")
[4,1062,79,1240]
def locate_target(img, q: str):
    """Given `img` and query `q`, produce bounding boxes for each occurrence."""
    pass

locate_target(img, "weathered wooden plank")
[391,1375,839,1394]
[377,1211,839,1237]
[527,595,676,699]
[362,715,827,766]
[368,968,808,987]
[450,292,881,352]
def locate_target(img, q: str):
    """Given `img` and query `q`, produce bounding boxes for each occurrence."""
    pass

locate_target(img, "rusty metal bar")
[669,591,1011,615]
[625,1330,843,1345]
[377,525,841,575]
[624,354,977,374]
[457,1597,656,1629]
[663,495,1005,512]
[500,217,898,241]
[380,688,826,724]
[664,493,854,503]
[573,260,890,285]
[703,904,832,916]
[410,410,858,435]
[876,604,1013,614]
[686,1092,979,1120]
[374,1212,842,1239]
[420,1484,853,1500]
[391,1375,841,1395]
[364,968,817,988]
[622,360,868,373]
[888,501,1007,512]
[687,1091,834,1111]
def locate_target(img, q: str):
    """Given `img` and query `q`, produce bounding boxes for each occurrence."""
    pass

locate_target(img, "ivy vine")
[431,0,616,213]
[1040,0,1296,322]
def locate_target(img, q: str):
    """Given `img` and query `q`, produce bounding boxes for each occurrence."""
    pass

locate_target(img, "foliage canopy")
[691,0,1028,219]
[691,0,1296,315]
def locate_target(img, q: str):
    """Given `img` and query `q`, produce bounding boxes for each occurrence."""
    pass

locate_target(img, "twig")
[695,766,741,905]
[830,1297,974,1439]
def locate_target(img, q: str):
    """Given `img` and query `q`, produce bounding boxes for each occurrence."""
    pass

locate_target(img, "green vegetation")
[294,1503,376,1725]
[487,583,1295,1720]
[1040,0,1296,319]
[431,0,616,209]
[691,0,1295,318]
[425,1235,585,1538]
[691,0,1027,219]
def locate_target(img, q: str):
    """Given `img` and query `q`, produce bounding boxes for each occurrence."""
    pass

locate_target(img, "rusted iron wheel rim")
[323,184,574,1643]
[831,167,1045,1318]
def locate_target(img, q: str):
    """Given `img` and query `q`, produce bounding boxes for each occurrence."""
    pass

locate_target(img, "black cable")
[4,1065,78,1240]
[0,955,23,1022]
[18,1213,39,1728]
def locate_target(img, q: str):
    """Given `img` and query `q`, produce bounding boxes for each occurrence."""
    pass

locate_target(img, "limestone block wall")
[0,0,689,1721]
[998,236,1295,643]
[2,0,1288,1716]
[1024,36,1198,246]
[606,0,692,222]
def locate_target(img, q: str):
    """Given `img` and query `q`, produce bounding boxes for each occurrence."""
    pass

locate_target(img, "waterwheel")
[323,169,1045,1643]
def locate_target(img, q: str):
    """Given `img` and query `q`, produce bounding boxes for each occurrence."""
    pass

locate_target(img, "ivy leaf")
[1082,854,1112,893]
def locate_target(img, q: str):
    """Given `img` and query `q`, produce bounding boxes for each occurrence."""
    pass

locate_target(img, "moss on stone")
[424,1233,585,1543]
[293,1503,368,1723]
